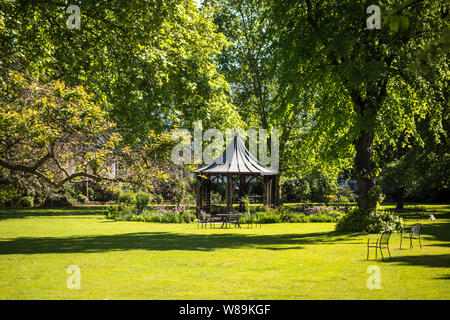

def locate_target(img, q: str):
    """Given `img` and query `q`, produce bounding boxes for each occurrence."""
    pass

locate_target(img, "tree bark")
[396,186,406,210]
[354,130,377,210]
[273,174,281,206]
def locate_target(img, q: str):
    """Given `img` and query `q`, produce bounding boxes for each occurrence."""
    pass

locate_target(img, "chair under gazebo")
[192,133,279,220]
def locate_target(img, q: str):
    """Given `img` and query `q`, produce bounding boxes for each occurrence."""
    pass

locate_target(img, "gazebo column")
[205,176,211,214]
[239,175,245,212]
[262,176,266,206]
[195,176,202,216]
[226,174,233,212]
[201,180,206,211]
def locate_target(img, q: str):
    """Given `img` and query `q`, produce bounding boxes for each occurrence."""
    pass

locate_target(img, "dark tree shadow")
[0,231,361,255]
[384,254,450,270]
[0,206,106,221]
[399,207,450,221]
[420,222,450,246]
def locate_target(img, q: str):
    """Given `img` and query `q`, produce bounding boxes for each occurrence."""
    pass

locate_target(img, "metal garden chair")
[197,210,211,229]
[367,231,392,260]
[400,223,422,249]
[245,212,262,229]
[221,210,242,228]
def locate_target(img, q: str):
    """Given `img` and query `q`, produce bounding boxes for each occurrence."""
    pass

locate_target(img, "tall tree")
[378,115,450,208]
[0,0,241,143]
[270,0,448,209]
[0,0,245,195]
[211,0,335,203]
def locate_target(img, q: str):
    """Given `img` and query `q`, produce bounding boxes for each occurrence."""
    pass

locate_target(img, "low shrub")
[153,194,164,204]
[280,213,309,223]
[105,205,120,219]
[0,188,21,207]
[42,194,73,207]
[118,192,136,205]
[308,213,338,222]
[335,208,404,233]
[105,204,195,223]
[135,192,151,213]
[258,212,281,223]
[280,211,343,223]
[337,186,356,202]
[239,205,344,224]
[77,194,89,203]
[240,211,281,224]
[20,196,34,207]
[65,187,78,202]
[181,212,196,223]
[304,206,344,220]
[88,187,120,202]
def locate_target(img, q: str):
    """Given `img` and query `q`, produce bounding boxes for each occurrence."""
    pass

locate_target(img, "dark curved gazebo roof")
[192,134,278,176]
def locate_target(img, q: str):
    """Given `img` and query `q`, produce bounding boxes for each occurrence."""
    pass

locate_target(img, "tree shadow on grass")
[420,222,450,247]
[397,220,450,249]
[0,231,361,255]
[0,206,106,221]
[383,254,450,270]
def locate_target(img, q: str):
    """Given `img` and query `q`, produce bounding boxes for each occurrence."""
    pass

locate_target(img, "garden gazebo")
[192,133,279,216]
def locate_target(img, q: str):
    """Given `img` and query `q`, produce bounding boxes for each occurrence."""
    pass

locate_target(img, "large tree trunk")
[273,157,281,206]
[354,130,377,210]
[396,186,406,210]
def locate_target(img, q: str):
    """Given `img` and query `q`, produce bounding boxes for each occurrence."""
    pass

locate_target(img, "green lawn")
[0,204,449,299]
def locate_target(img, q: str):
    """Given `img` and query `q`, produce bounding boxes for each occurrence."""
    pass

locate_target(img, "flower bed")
[239,205,345,224]
[105,204,196,223]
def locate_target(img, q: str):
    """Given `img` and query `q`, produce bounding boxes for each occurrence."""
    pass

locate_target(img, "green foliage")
[210,192,222,204]
[41,193,73,207]
[89,187,120,203]
[255,211,282,224]
[309,172,338,203]
[270,0,447,209]
[169,178,194,205]
[135,192,152,214]
[241,196,251,214]
[284,214,310,223]
[367,185,386,209]
[105,205,195,223]
[337,186,356,203]
[65,188,78,201]
[77,194,89,204]
[0,1,243,200]
[282,205,344,223]
[20,196,34,207]
[118,192,136,205]
[0,188,21,207]
[0,72,120,191]
[335,209,404,233]
[378,115,450,204]
[281,179,311,203]
[308,213,340,223]
[0,0,241,141]
[282,173,345,204]
[240,205,344,224]
[105,205,120,219]
[213,0,276,126]
[152,194,164,204]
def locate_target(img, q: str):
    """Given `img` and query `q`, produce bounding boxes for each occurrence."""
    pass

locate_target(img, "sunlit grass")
[0,204,448,299]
